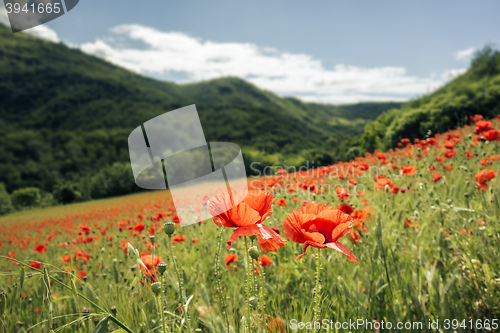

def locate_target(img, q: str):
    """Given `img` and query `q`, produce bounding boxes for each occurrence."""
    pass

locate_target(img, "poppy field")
[1,116,500,333]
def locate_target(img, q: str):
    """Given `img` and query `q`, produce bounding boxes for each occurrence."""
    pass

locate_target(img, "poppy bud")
[249,246,259,260]
[151,282,161,296]
[149,235,155,244]
[110,306,117,316]
[164,222,175,236]
[249,296,258,309]
[158,262,167,275]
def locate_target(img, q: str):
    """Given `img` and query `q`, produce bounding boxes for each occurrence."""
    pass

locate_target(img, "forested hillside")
[342,46,500,157]
[0,23,399,211]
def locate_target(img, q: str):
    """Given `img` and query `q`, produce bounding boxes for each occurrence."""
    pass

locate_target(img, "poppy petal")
[324,242,357,263]
[282,210,312,244]
[296,240,357,263]
[243,191,276,223]
[211,200,261,228]
[226,224,287,252]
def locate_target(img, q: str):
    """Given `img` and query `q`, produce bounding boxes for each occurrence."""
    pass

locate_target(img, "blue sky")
[1,0,500,103]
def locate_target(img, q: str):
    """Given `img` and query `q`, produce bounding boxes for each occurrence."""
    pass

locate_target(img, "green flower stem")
[244,236,252,322]
[313,248,321,325]
[160,274,168,333]
[257,260,267,332]
[0,256,134,333]
[167,236,193,333]
[215,228,229,332]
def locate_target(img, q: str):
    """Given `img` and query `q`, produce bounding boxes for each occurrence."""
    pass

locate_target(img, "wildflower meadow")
[1,115,500,332]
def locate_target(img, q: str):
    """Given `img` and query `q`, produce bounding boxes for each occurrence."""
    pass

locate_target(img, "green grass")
[1,120,499,332]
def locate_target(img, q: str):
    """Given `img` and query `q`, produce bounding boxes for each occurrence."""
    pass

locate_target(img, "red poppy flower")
[282,204,357,262]
[404,218,418,228]
[139,254,162,275]
[443,150,457,159]
[480,158,492,166]
[258,254,273,267]
[134,223,145,232]
[337,203,354,215]
[475,169,497,191]
[474,120,493,134]
[432,173,443,182]
[29,261,42,269]
[347,230,361,243]
[277,169,287,175]
[476,169,497,183]
[172,235,186,245]
[470,114,483,122]
[276,198,287,206]
[191,237,200,244]
[335,187,351,200]
[267,317,286,333]
[483,130,499,141]
[208,190,287,252]
[61,254,71,263]
[224,253,238,268]
[33,244,46,254]
[77,270,87,281]
[374,176,393,190]
[400,165,417,176]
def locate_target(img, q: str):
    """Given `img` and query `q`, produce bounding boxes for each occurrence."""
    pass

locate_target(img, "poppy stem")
[167,236,193,333]
[244,236,252,324]
[313,248,321,325]
[258,260,267,331]
[215,228,230,332]
[160,274,168,333]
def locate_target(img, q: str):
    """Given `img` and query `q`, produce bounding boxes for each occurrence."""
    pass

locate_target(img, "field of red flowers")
[1,115,500,333]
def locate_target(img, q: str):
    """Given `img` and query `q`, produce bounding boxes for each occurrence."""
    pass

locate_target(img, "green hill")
[343,46,500,157]
[0,23,399,210]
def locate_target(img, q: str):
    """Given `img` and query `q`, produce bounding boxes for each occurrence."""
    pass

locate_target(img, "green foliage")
[0,183,12,215]
[0,23,398,213]
[349,45,500,155]
[11,187,42,209]
[52,182,82,204]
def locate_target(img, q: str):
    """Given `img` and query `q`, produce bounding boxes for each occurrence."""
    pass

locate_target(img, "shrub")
[11,187,42,209]
[0,183,12,215]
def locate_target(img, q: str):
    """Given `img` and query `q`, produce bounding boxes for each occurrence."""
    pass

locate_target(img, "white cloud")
[454,47,476,61]
[0,7,59,42]
[80,24,464,104]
